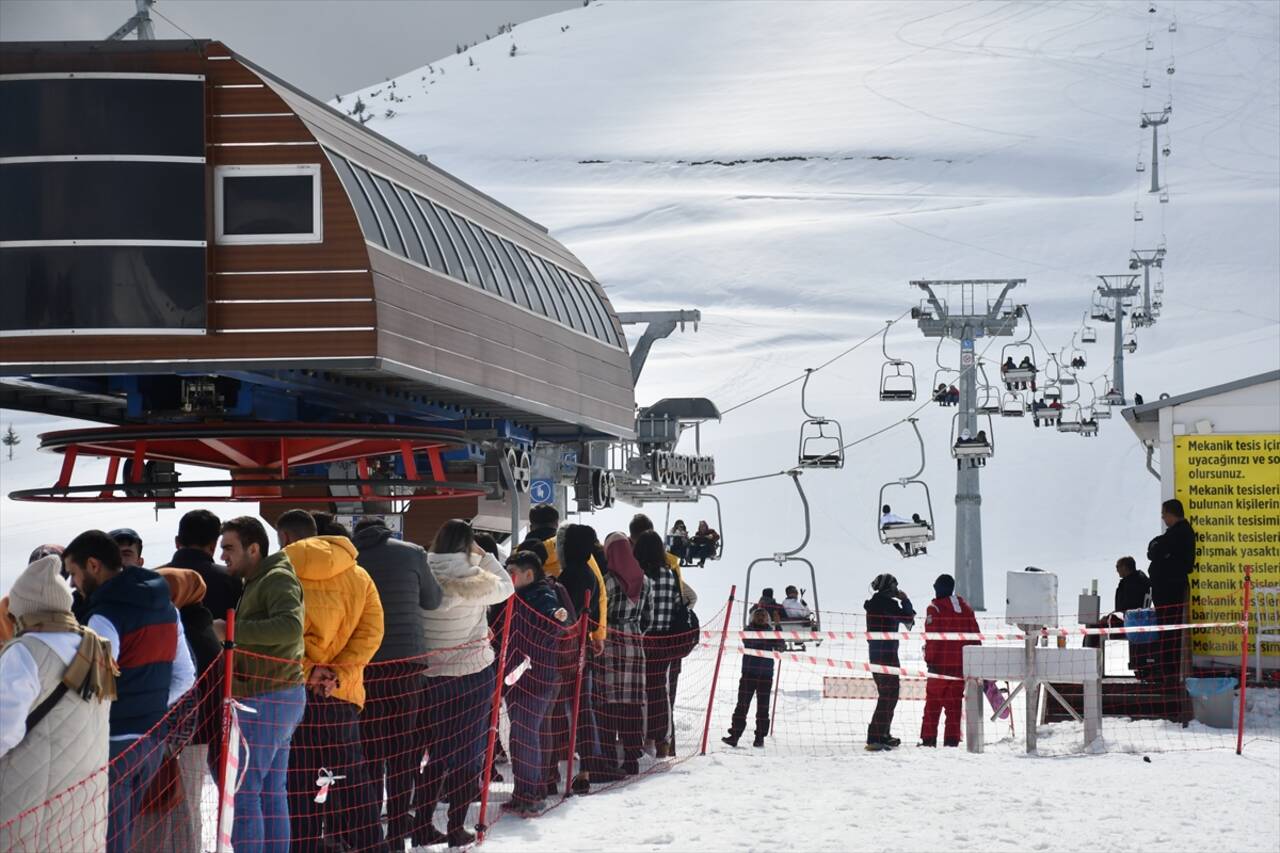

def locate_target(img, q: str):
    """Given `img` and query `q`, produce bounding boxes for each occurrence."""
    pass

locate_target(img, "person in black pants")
[863,573,915,751]
[723,607,785,747]
[1147,499,1196,685]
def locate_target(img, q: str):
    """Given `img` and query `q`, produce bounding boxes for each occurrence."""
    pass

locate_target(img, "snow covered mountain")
[3,0,1278,615]
[335,0,1280,612]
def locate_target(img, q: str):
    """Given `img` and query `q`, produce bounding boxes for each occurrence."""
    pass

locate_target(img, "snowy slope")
[334,0,1280,612]
[3,1,1279,612]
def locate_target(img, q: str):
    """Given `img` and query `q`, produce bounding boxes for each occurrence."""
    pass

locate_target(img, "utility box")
[1006,570,1059,627]
[1078,592,1101,625]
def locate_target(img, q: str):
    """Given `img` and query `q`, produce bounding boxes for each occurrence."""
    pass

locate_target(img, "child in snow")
[722,607,785,748]
[920,574,979,747]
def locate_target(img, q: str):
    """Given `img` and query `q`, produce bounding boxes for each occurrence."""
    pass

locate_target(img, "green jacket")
[233,550,305,698]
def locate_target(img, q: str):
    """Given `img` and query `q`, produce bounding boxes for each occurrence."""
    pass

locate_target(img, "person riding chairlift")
[880,505,927,558]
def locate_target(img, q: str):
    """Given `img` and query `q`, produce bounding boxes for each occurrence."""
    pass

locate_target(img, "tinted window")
[446,210,499,295]
[0,78,204,158]
[396,186,445,271]
[463,219,514,301]
[479,228,531,309]
[222,174,314,237]
[415,196,463,279]
[376,178,426,265]
[363,173,406,256]
[579,276,621,346]
[537,255,587,332]
[1,161,203,242]
[1,246,205,332]
[518,246,567,323]
[430,203,481,286]
[556,267,604,340]
[498,238,546,315]
[326,152,385,245]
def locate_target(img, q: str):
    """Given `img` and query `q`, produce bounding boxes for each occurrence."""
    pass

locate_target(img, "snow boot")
[864,741,891,752]
[752,735,766,748]
[570,773,591,795]
[919,738,937,747]
[721,735,740,747]
[446,826,475,849]
[943,739,960,747]
[622,759,640,775]
[883,736,901,748]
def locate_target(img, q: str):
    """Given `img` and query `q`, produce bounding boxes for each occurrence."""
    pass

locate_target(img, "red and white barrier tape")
[703,620,1246,643]
[700,642,964,681]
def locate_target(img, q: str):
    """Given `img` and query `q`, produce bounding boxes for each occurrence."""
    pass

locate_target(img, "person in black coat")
[863,573,915,750]
[1146,499,1196,682]
[1084,556,1151,650]
[351,517,444,846]
[158,509,243,621]
[722,607,785,748]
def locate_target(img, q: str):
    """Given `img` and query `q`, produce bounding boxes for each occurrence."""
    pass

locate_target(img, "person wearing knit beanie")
[7,554,74,625]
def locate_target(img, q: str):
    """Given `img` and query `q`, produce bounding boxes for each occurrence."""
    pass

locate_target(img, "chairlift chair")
[1089,293,1113,322]
[1159,189,1169,203]
[1123,332,1138,354]
[743,472,821,650]
[1136,158,1146,173]
[877,419,935,560]
[1167,61,1175,75]
[1080,412,1100,438]
[1035,401,1063,424]
[1169,19,1177,32]
[1133,203,1144,222]
[1145,38,1154,50]
[1142,75,1151,89]
[951,412,994,463]
[1080,313,1098,344]
[662,494,724,564]
[1103,388,1126,406]
[999,341,1037,389]
[1093,399,1112,420]
[999,390,1027,418]
[931,366,960,407]
[797,369,844,469]
[1043,383,1062,402]
[1056,403,1085,433]
[878,322,918,402]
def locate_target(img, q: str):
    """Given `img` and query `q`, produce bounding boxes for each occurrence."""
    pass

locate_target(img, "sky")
[0,0,580,97]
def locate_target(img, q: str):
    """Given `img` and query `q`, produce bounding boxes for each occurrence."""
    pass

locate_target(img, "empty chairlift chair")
[1056,403,1085,434]
[1080,313,1098,344]
[797,369,844,468]
[1000,390,1027,418]
[879,321,918,402]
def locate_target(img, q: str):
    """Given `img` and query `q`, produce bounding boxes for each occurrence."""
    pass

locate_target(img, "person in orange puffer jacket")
[276,510,386,853]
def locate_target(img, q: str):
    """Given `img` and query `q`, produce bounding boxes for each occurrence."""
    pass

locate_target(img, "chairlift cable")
[717,306,912,417]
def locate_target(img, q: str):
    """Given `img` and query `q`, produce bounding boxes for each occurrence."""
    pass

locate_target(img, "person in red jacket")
[920,574,978,747]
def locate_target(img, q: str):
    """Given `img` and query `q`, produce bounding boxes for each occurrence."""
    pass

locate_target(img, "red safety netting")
[5,585,1274,852]
[698,596,1278,759]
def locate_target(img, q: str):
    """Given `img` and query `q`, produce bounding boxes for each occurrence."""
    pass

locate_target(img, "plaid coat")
[596,573,653,704]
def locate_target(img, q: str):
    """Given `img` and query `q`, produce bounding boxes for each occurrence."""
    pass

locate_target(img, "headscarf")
[603,532,645,603]
[158,567,208,609]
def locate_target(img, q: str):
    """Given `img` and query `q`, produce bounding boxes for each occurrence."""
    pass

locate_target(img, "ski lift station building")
[1123,370,1280,672]
[0,40,637,540]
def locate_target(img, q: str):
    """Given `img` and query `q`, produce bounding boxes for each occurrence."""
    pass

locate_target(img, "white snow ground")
[2,2,1279,850]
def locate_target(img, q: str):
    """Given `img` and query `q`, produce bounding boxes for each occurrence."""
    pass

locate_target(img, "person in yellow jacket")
[276,510,386,853]
[529,503,608,646]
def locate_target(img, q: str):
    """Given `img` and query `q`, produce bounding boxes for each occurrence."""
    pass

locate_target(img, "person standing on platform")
[1146,499,1197,683]
[160,509,243,624]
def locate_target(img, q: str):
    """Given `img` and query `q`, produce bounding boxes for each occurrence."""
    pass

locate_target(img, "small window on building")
[215,164,321,244]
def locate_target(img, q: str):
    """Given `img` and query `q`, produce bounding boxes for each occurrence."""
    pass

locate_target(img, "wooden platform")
[1043,677,1191,723]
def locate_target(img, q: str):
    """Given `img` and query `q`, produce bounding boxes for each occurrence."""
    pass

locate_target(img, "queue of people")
[0,503,704,852]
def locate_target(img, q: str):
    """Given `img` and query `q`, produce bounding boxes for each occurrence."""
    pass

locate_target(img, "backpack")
[668,594,700,659]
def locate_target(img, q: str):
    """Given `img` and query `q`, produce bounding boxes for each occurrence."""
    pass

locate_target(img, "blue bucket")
[1123,607,1158,644]
[1185,677,1236,698]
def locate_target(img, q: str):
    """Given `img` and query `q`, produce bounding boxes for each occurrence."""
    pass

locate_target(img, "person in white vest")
[0,555,117,852]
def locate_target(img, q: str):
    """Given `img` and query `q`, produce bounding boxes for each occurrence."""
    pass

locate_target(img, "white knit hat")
[8,554,74,619]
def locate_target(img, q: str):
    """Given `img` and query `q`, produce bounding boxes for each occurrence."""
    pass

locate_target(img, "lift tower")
[1129,248,1166,326]
[1140,108,1171,194]
[912,279,1022,611]
[1096,274,1141,404]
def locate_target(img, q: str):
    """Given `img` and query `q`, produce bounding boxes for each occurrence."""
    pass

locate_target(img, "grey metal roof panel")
[1121,370,1280,427]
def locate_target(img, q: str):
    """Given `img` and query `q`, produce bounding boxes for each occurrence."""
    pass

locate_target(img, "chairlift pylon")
[879,321,917,402]
[797,369,844,469]
[877,418,934,559]
[743,471,821,649]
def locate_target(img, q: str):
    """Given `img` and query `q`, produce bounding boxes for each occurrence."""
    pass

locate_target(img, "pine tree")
[2,424,19,460]
[509,43,518,57]
[353,96,366,117]
[335,93,343,104]
[468,56,475,67]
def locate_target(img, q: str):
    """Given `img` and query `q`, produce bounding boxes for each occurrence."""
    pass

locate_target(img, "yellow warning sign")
[1174,434,1280,659]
